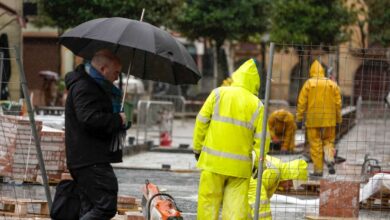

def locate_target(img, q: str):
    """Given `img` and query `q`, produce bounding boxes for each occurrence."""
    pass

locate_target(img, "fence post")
[253,42,275,220]
[0,52,3,97]
[14,46,53,209]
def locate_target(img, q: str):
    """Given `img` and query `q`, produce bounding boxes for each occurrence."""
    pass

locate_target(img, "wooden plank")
[306,214,357,220]
[14,203,28,216]
[0,197,47,204]
[0,197,49,217]
[276,180,321,196]
[40,203,49,215]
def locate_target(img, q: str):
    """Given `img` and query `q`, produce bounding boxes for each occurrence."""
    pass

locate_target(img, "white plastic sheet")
[360,173,390,202]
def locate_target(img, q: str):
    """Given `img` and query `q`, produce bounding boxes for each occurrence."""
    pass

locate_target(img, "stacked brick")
[38,126,66,181]
[117,195,139,214]
[0,115,66,183]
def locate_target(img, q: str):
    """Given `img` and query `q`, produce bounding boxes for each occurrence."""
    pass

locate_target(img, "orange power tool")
[141,179,183,220]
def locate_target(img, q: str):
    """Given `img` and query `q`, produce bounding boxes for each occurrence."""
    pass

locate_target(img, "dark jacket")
[65,64,123,169]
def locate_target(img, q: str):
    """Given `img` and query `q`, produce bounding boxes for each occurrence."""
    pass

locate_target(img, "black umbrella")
[59,17,201,85]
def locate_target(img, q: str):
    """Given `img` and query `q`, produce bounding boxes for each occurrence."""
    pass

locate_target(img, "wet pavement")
[2,115,390,219]
[0,169,200,220]
[115,169,199,219]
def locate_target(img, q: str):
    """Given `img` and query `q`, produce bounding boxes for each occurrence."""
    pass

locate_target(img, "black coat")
[65,64,123,169]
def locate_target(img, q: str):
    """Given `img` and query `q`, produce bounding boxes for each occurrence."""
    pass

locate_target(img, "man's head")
[91,49,122,83]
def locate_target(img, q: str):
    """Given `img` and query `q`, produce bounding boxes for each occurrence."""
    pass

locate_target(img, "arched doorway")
[288,64,306,106]
[353,60,390,103]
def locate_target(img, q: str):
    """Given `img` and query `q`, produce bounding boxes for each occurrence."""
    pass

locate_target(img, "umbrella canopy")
[59,17,201,85]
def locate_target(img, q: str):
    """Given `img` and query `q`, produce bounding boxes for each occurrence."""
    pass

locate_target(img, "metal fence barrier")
[135,100,174,145]
[152,95,186,122]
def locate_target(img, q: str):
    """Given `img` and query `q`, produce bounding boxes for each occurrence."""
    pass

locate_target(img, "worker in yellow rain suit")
[193,58,270,220]
[248,155,308,219]
[268,109,297,153]
[296,60,342,177]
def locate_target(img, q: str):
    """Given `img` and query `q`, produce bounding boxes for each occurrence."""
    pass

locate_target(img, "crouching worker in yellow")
[248,156,308,219]
[193,58,270,220]
[268,109,297,153]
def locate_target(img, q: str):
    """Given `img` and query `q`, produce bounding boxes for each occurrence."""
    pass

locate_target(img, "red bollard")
[160,131,172,147]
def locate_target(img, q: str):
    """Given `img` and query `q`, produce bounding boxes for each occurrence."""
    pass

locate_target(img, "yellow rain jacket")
[296,60,342,127]
[248,156,308,219]
[268,109,296,151]
[193,58,270,178]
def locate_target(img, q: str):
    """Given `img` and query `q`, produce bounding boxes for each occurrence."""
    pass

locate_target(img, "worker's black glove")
[195,153,201,161]
[296,121,303,130]
[252,167,258,179]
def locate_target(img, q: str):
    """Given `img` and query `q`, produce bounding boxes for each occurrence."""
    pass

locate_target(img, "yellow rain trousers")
[296,60,342,173]
[248,156,308,219]
[268,109,296,152]
[197,170,249,220]
[193,58,270,220]
[307,127,336,173]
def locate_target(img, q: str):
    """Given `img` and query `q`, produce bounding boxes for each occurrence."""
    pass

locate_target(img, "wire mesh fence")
[0,47,56,219]
[256,43,390,219]
[1,42,390,219]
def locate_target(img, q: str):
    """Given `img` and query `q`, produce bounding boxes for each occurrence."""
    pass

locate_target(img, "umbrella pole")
[120,9,145,111]
[140,8,145,22]
[120,49,135,111]
[121,54,135,112]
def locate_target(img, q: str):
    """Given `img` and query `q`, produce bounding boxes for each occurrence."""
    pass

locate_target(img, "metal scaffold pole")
[14,46,53,209]
[254,42,274,220]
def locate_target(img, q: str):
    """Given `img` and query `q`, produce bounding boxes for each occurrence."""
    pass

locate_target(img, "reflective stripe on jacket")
[193,59,270,178]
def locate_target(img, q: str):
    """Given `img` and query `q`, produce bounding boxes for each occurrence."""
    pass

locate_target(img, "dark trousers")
[70,163,118,220]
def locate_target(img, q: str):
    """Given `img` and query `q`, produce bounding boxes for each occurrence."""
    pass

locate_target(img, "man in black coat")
[65,49,128,219]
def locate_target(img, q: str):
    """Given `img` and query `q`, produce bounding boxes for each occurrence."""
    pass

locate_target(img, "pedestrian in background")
[268,109,297,153]
[65,49,129,219]
[296,60,342,177]
[193,58,270,220]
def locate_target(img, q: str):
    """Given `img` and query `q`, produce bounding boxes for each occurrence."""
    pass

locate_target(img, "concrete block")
[319,180,360,218]
[118,195,137,204]
[125,211,145,220]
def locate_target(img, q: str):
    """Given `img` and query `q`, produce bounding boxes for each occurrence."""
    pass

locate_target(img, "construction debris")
[360,173,390,210]
[0,115,66,183]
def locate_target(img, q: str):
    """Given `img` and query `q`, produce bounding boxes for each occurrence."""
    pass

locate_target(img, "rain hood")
[231,58,260,95]
[309,60,325,78]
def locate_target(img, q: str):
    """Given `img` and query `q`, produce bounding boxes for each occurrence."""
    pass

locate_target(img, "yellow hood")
[309,60,325,78]
[231,59,260,95]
